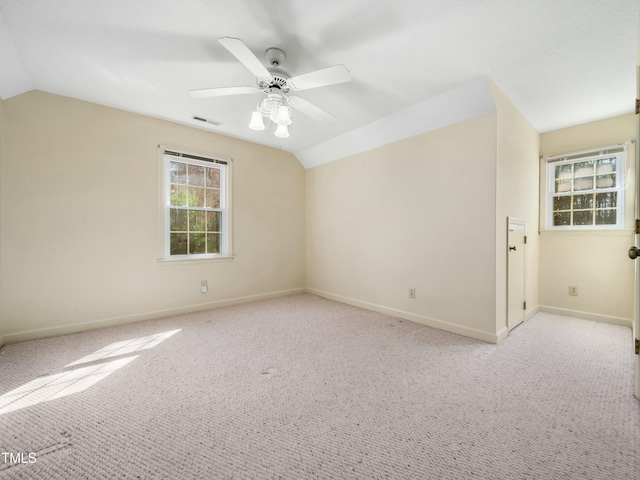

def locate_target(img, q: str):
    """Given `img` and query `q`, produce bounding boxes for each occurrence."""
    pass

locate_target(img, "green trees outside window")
[166,157,226,256]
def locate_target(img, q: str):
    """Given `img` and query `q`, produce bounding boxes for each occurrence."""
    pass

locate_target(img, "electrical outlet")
[201,280,208,294]
[568,286,578,296]
[409,287,416,299]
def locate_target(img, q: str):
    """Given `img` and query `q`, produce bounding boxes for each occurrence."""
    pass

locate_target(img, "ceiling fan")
[189,37,351,138]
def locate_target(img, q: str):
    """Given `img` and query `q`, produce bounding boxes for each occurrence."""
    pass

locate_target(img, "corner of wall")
[488,80,541,336]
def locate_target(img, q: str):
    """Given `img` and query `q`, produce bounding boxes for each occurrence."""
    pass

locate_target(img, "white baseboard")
[307,288,500,343]
[496,327,509,343]
[526,305,541,322]
[497,306,540,340]
[2,288,306,344]
[538,305,632,328]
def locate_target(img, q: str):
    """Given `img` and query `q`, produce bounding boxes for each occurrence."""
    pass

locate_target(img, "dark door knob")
[628,246,640,259]
[509,246,516,251]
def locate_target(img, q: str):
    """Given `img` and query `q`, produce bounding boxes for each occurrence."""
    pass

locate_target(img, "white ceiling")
[0,0,638,167]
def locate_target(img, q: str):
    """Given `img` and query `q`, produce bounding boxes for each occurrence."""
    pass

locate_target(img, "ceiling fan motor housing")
[258,67,290,93]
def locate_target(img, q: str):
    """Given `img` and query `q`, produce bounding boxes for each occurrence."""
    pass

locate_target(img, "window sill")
[157,255,235,265]
[540,229,633,237]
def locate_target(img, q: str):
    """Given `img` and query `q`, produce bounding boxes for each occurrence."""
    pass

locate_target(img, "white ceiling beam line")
[294,77,497,169]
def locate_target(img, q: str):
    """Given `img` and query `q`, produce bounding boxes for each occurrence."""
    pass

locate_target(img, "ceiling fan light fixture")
[249,109,265,130]
[276,105,292,126]
[274,124,289,138]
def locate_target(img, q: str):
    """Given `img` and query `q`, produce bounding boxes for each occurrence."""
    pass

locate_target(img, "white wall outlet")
[409,287,416,299]
[200,280,208,294]
[568,285,578,296]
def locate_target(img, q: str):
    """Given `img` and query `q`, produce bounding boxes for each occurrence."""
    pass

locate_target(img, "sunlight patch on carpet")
[0,329,182,415]
[0,356,138,415]
[65,329,181,367]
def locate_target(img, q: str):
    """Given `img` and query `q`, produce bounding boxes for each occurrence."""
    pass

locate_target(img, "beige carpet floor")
[0,293,638,479]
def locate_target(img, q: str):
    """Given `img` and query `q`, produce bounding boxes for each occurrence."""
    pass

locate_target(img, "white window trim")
[545,147,625,231]
[157,145,234,262]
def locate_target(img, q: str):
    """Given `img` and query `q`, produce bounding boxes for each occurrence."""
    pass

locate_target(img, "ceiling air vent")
[192,116,221,126]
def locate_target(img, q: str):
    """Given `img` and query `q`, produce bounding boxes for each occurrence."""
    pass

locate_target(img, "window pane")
[597,157,616,174]
[170,233,188,255]
[573,211,593,225]
[572,194,593,210]
[205,188,220,208]
[189,233,206,254]
[188,187,205,207]
[170,185,187,206]
[553,212,570,226]
[596,209,616,225]
[207,233,220,254]
[556,180,571,193]
[187,164,205,187]
[207,211,220,232]
[596,174,615,189]
[206,168,220,188]
[555,164,572,180]
[595,192,617,209]
[573,178,593,191]
[574,160,594,177]
[189,211,206,232]
[166,157,228,257]
[170,162,187,184]
[170,208,187,231]
[553,196,571,211]
[548,153,623,230]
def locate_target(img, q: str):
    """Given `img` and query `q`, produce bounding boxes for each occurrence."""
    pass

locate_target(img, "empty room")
[1,1,639,478]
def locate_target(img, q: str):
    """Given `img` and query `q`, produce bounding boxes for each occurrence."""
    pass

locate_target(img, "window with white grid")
[547,149,624,229]
[163,150,231,257]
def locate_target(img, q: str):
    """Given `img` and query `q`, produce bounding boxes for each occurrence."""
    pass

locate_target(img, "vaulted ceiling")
[0,0,638,166]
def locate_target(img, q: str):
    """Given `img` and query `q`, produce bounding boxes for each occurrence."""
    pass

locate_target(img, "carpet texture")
[0,293,638,479]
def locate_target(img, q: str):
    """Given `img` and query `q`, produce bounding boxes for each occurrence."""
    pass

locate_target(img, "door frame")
[634,65,640,400]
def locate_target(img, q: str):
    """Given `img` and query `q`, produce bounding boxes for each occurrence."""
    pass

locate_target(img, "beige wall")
[305,84,540,343]
[541,114,635,155]
[306,113,500,342]
[4,88,621,345]
[0,91,306,342]
[491,84,541,336]
[539,114,636,325]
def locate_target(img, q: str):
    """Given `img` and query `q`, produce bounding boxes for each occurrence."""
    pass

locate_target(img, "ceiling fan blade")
[218,36,271,80]
[288,96,336,123]
[287,65,351,91]
[189,86,260,98]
